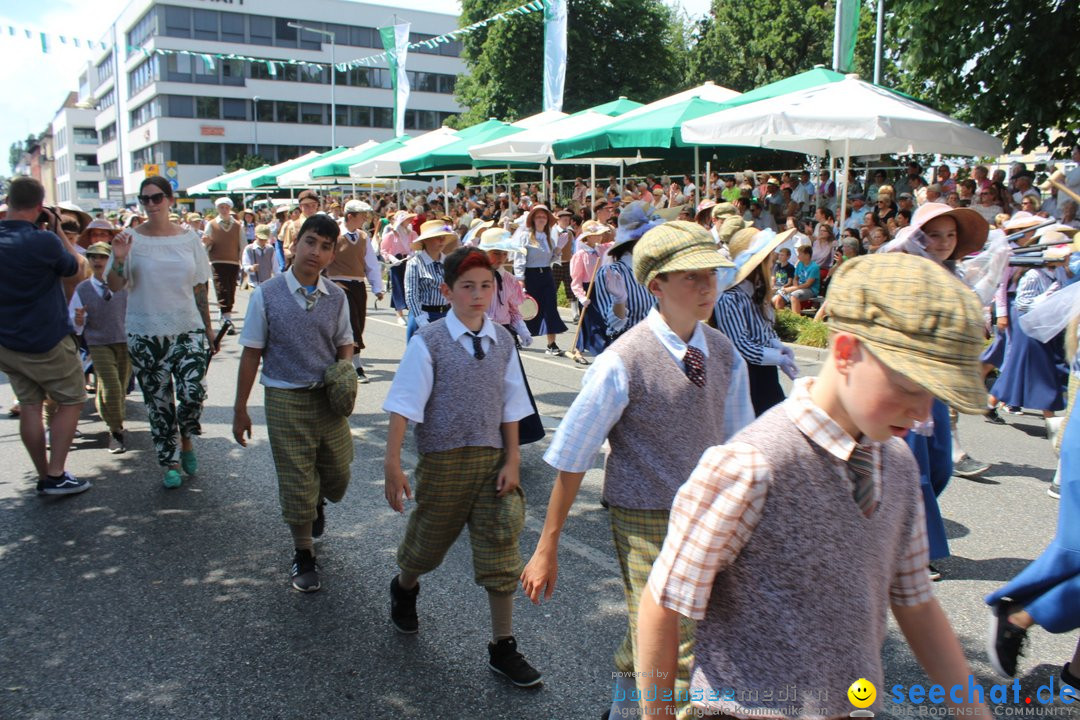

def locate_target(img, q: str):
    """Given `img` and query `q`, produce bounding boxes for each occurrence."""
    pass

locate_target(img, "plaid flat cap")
[633,221,734,287]
[826,254,986,413]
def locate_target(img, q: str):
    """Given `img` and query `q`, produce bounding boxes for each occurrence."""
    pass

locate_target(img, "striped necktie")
[683,346,706,388]
[300,287,318,312]
[467,332,485,360]
[849,444,877,518]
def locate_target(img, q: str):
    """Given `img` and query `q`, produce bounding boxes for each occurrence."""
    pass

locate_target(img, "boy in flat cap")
[638,253,988,718]
[522,221,754,717]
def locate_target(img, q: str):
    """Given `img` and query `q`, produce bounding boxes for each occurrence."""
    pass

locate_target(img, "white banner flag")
[543,0,567,112]
[379,23,411,137]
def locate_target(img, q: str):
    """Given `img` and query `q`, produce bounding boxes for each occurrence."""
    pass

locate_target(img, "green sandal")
[180,449,198,476]
[163,469,183,488]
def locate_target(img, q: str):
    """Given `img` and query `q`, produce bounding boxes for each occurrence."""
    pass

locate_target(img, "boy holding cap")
[202,196,243,334]
[383,247,541,688]
[638,253,989,718]
[521,221,754,717]
[70,241,130,453]
[241,224,276,287]
[232,214,356,593]
[326,199,384,383]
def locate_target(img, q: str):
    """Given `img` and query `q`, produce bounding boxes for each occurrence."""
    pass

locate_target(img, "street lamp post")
[288,22,336,149]
[253,95,260,158]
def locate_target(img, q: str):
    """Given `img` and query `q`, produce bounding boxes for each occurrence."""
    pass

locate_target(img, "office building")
[86,0,465,200]
[51,91,108,210]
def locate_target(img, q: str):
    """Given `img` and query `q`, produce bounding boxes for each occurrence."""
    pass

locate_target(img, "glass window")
[301,103,323,125]
[326,23,350,45]
[220,12,244,43]
[222,59,245,87]
[301,65,324,84]
[249,16,272,45]
[416,110,438,130]
[166,53,192,82]
[298,23,322,51]
[256,100,275,122]
[164,6,191,38]
[438,74,456,94]
[128,56,158,97]
[351,27,375,47]
[277,145,299,162]
[168,95,194,118]
[196,97,221,119]
[372,69,391,89]
[75,154,99,169]
[275,18,297,48]
[335,105,351,127]
[193,58,219,85]
[281,65,299,82]
[224,144,248,163]
[372,107,393,128]
[277,101,298,123]
[222,98,246,120]
[249,61,271,80]
[440,39,462,57]
[171,141,196,164]
[100,124,117,144]
[193,9,218,41]
[404,110,417,130]
[197,143,222,165]
[412,72,439,93]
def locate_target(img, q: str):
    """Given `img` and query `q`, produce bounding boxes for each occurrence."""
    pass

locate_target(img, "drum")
[519,294,539,321]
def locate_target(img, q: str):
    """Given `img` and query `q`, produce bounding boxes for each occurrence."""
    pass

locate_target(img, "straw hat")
[56,202,92,231]
[826,254,986,414]
[695,199,717,222]
[463,218,495,246]
[910,202,989,259]
[1035,223,1079,240]
[523,204,557,230]
[78,218,120,244]
[577,220,613,242]
[413,219,458,250]
[391,210,417,230]
[1003,211,1045,232]
[728,227,798,286]
[632,221,734,287]
[477,227,521,254]
[254,224,271,240]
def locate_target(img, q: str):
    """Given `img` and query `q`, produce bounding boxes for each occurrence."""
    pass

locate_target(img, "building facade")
[87,0,465,200]
[51,92,107,211]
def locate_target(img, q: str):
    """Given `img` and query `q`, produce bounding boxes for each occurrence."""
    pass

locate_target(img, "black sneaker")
[928,564,942,582]
[1062,662,1080,691]
[953,455,990,478]
[488,636,542,688]
[984,407,1006,425]
[390,576,419,634]
[312,500,326,539]
[545,343,564,357]
[987,600,1027,678]
[1049,480,1061,500]
[290,549,320,593]
[356,366,370,385]
[37,471,92,496]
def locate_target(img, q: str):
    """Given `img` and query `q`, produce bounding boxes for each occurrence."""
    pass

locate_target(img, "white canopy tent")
[277,140,379,187]
[680,74,1003,223]
[348,127,460,179]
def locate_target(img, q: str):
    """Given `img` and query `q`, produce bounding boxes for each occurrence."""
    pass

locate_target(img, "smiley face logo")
[848,678,876,709]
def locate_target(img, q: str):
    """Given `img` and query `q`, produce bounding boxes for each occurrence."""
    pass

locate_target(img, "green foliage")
[687,0,889,93]
[890,0,1079,154]
[225,153,266,172]
[9,133,35,174]
[453,0,688,126]
[775,309,829,348]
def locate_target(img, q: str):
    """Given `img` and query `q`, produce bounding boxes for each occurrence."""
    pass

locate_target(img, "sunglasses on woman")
[138,192,167,205]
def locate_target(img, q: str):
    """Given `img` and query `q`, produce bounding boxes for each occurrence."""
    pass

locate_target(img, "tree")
[450,0,688,128]
[225,153,266,172]
[9,133,36,174]
[889,0,1079,155]
[686,0,887,93]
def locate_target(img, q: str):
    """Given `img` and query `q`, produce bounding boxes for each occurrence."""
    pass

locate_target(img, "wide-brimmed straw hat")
[391,210,417,230]
[1003,211,1045,232]
[577,220,613,242]
[413,219,458,250]
[633,220,734,287]
[477,227,521,254]
[910,202,989,259]
[524,204,557,230]
[78,218,120,244]
[826,253,987,414]
[728,227,798,286]
[612,201,666,252]
[57,202,92,231]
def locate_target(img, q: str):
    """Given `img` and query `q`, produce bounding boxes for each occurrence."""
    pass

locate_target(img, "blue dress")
[905,399,953,562]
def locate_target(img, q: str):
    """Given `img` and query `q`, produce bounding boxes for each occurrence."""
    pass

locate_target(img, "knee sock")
[949,408,966,463]
[351,355,362,370]
[488,591,514,642]
[289,523,314,553]
[397,571,419,590]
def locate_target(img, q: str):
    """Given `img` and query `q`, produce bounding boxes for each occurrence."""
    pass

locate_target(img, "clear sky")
[0,0,712,172]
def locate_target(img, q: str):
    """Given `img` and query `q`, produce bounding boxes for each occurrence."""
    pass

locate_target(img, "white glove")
[605,267,627,304]
[512,318,533,346]
[779,345,795,361]
[768,336,784,350]
[760,347,786,367]
[577,297,590,308]
[779,358,800,380]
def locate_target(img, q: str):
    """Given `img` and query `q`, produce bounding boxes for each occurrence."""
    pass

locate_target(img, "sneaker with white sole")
[488,636,542,687]
[108,431,126,454]
[1049,480,1061,499]
[37,471,92,496]
[290,549,320,592]
[987,600,1027,678]
[953,455,990,478]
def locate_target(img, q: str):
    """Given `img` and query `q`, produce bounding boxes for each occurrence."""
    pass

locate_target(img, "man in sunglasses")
[0,177,92,496]
[202,197,243,335]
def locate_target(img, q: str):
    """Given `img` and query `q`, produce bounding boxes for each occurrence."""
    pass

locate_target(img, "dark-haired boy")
[326,200,384,384]
[233,214,355,593]
[383,247,541,688]
[638,254,988,718]
[521,222,754,716]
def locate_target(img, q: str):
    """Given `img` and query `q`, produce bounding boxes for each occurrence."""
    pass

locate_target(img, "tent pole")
[839,138,850,235]
[444,174,450,216]
[694,146,700,203]
[590,162,596,213]
[705,160,712,200]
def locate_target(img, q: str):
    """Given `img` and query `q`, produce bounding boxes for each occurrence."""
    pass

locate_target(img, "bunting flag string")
[1,0,550,72]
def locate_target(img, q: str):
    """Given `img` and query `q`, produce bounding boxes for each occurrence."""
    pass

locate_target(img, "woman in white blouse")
[108,176,214,489]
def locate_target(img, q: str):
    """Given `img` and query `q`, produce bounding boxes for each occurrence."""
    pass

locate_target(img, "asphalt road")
[1,290,1076,720]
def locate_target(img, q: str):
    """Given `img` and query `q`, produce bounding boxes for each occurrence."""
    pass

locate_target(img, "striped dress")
[717,281,785,415]
[593,255,654,341]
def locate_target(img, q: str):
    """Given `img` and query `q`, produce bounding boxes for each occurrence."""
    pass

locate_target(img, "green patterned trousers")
[128,331,209,467]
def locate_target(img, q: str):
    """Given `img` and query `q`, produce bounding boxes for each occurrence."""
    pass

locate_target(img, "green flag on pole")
[379,23,411,137]
[832,0,860,73]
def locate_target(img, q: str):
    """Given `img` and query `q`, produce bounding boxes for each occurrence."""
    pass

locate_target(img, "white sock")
[351,356,362,370]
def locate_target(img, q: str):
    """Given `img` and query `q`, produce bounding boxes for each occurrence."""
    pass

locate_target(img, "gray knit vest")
[260,275,345,386]
[604,321,735,510]
[75,280,127,346]
[414,319,514,455]
[688,405,921,718]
